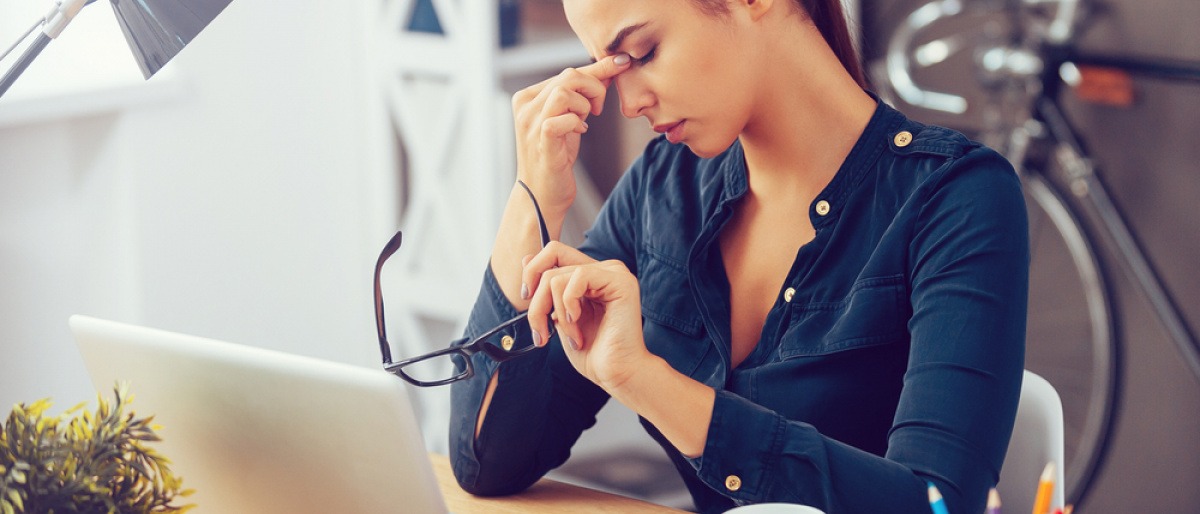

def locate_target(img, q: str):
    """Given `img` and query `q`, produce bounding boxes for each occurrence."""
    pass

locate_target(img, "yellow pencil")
[1032,462,1056,514]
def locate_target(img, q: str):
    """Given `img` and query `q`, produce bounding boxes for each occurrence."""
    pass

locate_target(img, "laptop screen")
[71,315,448,514]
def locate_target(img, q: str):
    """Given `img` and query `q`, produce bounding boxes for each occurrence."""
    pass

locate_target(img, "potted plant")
[0,383,193,513]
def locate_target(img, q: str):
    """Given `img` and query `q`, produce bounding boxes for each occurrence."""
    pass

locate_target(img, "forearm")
[608,354,715,458]
[450,339,610,496]
[489,183,568,308]
[477,183,569,434]
[450,351,552,495]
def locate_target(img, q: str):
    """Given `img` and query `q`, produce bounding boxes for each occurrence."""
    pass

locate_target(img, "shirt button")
[725,475,742,492]
[894,130,913,147]
[784,287,796,303]
[501,335,515,351]
[815,200,831,216]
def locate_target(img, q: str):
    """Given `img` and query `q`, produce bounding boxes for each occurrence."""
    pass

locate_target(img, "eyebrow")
[590,22,650,62]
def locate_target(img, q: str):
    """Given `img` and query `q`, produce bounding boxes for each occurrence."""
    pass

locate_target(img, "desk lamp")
[0,0,233,98]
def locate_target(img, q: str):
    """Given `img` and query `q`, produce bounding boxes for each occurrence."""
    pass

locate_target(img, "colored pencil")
[985,487,1002,514]
[927,482,950,514]
[1031,462,1056,514]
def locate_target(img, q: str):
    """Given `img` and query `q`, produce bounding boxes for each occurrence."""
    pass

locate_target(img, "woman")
[448,0,1028,512]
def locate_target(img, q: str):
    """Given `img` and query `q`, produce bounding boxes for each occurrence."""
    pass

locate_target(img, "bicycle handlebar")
[884,0,1084,114]
[885,0,969,113]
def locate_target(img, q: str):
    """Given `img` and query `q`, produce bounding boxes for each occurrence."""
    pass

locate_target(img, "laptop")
[70,315,449,514]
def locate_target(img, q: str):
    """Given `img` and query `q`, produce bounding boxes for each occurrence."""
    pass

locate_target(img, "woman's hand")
[512,54,631,216]
[523,242,650,392]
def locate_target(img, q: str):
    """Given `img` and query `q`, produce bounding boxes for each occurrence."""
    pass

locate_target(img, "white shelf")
[384,31,587,78]
[0,75,183,128]
[499,35,589,77]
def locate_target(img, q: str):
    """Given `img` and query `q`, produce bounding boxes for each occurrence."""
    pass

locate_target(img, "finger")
[578,54,631,113]
[519,255,534,300]
[523,242,596,298]
[540,113,588,140]
[539,55,629,117]
[548,271,579,351]
[527,265,573,347]
[542,86,594,122]
[560,268,592,350]
[578,53,632,83]
[525,68,603,119]
[525,268,554,347]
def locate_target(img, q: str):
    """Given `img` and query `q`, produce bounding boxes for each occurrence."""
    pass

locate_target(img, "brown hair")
[691,0,867,89]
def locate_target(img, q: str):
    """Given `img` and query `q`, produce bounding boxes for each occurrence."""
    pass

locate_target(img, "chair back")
[998,370,1066,512]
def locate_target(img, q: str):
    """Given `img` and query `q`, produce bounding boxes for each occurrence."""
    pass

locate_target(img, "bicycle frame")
[878,0,1200,505]
[885,0,1200,383]
[1033,44,1200,381]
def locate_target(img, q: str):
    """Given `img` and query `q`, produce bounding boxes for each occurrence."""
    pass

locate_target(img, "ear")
[737,0,777,21]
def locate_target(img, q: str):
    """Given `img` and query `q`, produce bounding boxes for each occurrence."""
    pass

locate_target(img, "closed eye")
[634,45,658,66]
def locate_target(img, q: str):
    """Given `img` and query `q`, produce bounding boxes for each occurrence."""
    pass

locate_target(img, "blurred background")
[0,0,1195,512]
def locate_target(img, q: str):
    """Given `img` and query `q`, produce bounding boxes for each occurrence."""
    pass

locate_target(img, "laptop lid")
[69,315,448,514]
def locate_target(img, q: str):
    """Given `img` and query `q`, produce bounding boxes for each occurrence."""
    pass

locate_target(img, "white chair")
[998,370,1066,513]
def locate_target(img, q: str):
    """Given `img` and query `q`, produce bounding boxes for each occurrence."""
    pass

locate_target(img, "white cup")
[724,503,826,514]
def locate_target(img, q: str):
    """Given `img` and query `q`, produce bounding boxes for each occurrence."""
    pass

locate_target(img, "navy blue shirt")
[449,99,1028,514]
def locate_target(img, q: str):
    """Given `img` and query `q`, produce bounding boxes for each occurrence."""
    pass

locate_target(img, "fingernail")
[532,330,542,347]
[566,311,573,324]
[520,283,529,300]
[582,121,590,131]
[613,53,630,66]
[567,335,580,351]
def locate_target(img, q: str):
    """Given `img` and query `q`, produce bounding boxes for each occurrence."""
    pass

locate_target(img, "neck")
[737,21,876,203]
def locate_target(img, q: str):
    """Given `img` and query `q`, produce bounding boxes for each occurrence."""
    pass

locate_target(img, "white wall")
[0,0,385,413]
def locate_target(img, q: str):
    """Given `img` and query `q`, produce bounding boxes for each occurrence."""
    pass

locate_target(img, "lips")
[653,120,686,144]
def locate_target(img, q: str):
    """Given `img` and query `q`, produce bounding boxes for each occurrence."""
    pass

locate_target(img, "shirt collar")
[716,93,906,228]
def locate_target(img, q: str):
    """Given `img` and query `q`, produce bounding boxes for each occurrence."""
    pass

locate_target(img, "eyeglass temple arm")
[374,231,405,364]
[515,180,551,248]
[375,182,545,367]
[513,180,558,326]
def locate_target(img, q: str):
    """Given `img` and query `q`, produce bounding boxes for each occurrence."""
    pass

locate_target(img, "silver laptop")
[70,315,449,514]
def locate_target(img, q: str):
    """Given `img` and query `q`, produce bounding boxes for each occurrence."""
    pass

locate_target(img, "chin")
[686,145,725,159]
[683,133,738,159]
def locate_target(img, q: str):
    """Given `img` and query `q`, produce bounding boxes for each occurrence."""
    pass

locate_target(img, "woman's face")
[563,0,762,158]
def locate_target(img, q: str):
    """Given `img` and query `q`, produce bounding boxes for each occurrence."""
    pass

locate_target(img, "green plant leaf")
[0,383,195,514]
[4,489,22,511]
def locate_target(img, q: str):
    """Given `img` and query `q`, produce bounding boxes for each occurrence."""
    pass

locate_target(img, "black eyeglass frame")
[373,180,553,387]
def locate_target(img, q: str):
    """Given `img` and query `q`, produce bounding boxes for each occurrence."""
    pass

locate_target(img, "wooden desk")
[430,454,686,513]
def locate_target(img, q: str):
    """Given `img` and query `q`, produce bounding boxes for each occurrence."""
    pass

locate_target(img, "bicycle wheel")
[1020,168,1119,507]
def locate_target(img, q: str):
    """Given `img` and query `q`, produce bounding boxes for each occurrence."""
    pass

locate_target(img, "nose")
[614,73,654,119]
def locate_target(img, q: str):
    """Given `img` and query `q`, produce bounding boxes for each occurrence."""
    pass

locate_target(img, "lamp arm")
[0,0,92,99]
[43,0,91,37]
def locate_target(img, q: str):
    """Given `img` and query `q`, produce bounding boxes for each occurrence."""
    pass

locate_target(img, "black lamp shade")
[109,0,233,78]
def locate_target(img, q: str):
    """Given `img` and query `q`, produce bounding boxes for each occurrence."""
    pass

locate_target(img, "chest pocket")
[637,249,709,376]
[638,249,704,337]
[779,274,909,359]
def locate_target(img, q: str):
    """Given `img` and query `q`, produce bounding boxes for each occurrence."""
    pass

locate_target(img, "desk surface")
[430,454,686,513]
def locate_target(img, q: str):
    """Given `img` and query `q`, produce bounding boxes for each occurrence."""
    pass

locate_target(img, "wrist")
[607,353,714,458]
[513,175,572,217]
[604,351,669,406]
[508,182,568,238]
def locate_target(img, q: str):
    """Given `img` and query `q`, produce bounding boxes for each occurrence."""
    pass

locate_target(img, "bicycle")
[869,0,1200,507]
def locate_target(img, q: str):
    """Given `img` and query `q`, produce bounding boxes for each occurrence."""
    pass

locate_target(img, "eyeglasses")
[374,181,553,387]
